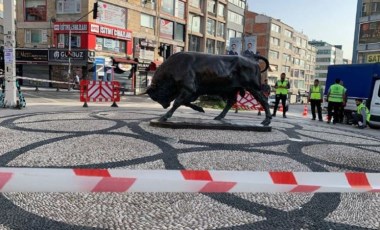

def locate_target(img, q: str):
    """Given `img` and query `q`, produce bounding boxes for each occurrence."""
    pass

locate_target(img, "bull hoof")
[261,118,271,126]
[158,116,168,122]
[214,116,223,120]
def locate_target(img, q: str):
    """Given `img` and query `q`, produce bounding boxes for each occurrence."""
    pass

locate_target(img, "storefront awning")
[148,60,163,72]
[112,57,138,65]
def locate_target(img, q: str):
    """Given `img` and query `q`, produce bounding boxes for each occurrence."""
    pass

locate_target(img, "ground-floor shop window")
[96,37,126,53]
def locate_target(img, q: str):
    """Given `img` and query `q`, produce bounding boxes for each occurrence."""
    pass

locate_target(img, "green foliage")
[195,95,226,110]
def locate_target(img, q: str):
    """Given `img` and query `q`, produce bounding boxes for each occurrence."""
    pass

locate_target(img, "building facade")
[244,12,316,95]
[225,0,245,52]
[308,40,343,86]
[353,0,380,64]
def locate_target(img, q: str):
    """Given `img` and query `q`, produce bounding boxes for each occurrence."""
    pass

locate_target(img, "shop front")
[15,49,49,87]
[48,49,93,89]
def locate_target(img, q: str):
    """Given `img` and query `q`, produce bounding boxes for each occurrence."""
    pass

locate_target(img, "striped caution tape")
[0,168,379,193]
[0,75,74,85]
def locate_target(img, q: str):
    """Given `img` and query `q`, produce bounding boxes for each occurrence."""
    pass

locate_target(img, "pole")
[3,0,17,107]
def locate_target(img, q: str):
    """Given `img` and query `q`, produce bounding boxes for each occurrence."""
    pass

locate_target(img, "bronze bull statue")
[147,52,272,126]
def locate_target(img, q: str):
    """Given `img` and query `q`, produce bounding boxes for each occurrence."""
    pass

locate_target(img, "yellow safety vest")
[276,80,289,95]
[328,84,344,102]
[357,103,371,122]
[310,85,321,100]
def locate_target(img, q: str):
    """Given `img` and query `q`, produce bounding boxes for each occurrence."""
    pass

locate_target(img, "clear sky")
[247,0,357,60]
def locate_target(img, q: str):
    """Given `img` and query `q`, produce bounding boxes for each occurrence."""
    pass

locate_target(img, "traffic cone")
[303,105,308,117]
[278,105,283,112]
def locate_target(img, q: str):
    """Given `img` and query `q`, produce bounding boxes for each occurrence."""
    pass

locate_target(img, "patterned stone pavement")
[0,104,379,230]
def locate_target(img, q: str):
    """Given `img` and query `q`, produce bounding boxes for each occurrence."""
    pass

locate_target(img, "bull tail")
[256,55,270,73]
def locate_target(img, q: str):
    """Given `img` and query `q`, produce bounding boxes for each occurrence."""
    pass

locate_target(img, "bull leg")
[185,103,205,113]
[214,94,236,120]
[248,89,272,126]
[159,90,193,121]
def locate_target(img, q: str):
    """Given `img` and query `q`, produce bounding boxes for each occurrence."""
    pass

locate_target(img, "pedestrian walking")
[338,80,347,123]
[272,73,290,118]
[352,99,370,129]
[258,78,271,116]
[74,75,80,90]
[326,78,346,124]
[308,79,323,121]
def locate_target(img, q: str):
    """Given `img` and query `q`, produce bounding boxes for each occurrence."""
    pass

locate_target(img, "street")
[0,88,379,229]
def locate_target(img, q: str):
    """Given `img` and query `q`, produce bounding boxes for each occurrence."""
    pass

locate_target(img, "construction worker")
[308,79,323,121]
[352,99,370,129]
[272,72,290,118]
[326,78,346,124]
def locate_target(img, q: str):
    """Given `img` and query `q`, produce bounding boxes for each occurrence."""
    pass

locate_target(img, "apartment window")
[190,0,202,8]
[372,2,380,15]
[217,4,225,17]
[270,37,280,46]
[25,0,47,21]
[207,18,216,36]
[216,22,225,37]
[316,57,331,62]
[269,50,279,59]
[141,0,156,9]
[300,60,305,68]
[271,65,278,72]
[216,41,225,55]
[228,0,245,9]
[207,0,216,14]
[317,49,331,55]
[25,29,48,44]
[206,39,215,54]
[236,31,242,38]
[294,58,300,65]
[282,54,291,62]
[161,0,174,15]
[282,65,290,73]
[284,41,292,50]
[58,34,81,48]
[271,24,280,33]
[174,23,185,41]
[362,3,368,16]
[284,29,292,38]
[301,39,307,48]
[95,37,126,53]
[141,14,154,28]
[227,11,243,24]
[189,35,201,51]
[189,14,201,33]
[176,0,185,19]
[57,0,81,14]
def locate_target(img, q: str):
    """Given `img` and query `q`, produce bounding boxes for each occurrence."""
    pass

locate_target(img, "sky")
[247,0,358,60]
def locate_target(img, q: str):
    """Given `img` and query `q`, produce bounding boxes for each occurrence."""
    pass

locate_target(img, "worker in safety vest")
[272,72,290,118]
[308,79,323,121]
[326,78,346,124]
[352,99,370,129]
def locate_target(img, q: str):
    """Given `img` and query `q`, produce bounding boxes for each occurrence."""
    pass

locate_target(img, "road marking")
[288,138,303,142]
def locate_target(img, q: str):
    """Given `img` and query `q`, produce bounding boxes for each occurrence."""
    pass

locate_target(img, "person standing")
[338,80,347,123]
[352,99,370,129]
[258,78,271,116]
[326,78,345,124]
[272,73,290,118]
[308,79,323,121]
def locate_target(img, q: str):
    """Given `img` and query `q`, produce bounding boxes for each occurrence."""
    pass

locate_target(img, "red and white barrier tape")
[0,75,74,85]
[0,168,379,193]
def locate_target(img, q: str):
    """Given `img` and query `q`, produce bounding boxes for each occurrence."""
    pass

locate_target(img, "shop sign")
[16,49,48,62]
[160,19,173,39]
[140,39,157,48]
[53,22,88,33]
[90,23,132,40]
[96,1,127,28]
[48,49,88,62]
[367,53,380,63]
[118,63,132,71]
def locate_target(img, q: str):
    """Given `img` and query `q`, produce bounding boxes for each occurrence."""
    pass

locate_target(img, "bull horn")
[257,55,270,73]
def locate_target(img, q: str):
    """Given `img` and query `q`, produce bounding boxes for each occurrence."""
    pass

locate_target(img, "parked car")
[268,95,289,112]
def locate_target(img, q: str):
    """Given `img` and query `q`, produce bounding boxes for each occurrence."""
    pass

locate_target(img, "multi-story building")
[308,40,344,86]
[0,0,4,46]
[188,0,227,54]
[225,0,245,52]
[353,0,380,64]
[244,12,316,95]
[14,0,187,93]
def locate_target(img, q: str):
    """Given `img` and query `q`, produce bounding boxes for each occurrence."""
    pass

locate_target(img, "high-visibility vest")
[357,102,371,122]
[310,85,321,100]
[276,80,288,95]
[328,84,344,102]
